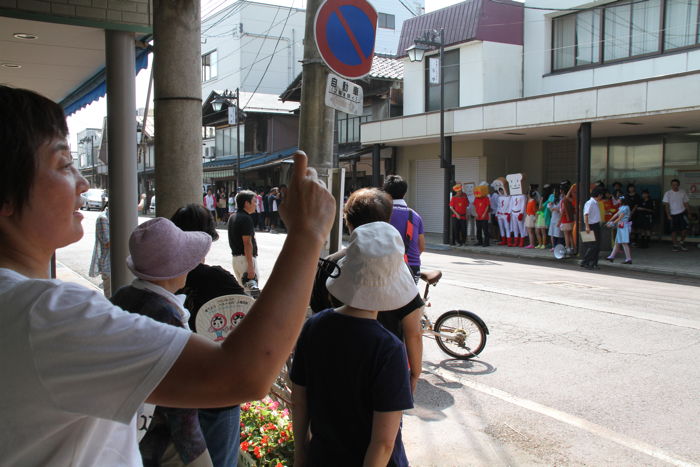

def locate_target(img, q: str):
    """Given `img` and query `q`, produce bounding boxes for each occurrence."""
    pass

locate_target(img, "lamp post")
[407,28,453,245]
[212,88,242,191]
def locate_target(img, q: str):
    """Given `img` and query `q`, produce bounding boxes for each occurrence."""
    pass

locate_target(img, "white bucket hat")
[326,222,418,311]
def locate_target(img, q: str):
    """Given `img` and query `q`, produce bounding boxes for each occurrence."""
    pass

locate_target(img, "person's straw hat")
[453,184,462,191]
[126,218,212,281]
[326,222,418,311]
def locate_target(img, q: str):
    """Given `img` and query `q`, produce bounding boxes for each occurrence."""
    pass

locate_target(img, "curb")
[425,243,700,281]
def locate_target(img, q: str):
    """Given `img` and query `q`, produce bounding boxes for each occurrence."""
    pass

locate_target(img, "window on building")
[202,126,215,139]
[664,0,700,50]
[202,50,218,82]
[336,111,372,145]
[215,125,245,157]
[552,0,697,72]
[576,9,600,66]
[378,13,395,30]
[425,49,459,112]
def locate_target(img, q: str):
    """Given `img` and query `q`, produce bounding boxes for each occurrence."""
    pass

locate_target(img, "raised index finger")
[291,150,308,186]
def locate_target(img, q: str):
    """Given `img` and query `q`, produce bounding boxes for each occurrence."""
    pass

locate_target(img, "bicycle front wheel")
[434,310,487,359]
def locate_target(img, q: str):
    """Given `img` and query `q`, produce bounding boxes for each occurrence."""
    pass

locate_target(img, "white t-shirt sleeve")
[662,191,669,204]
[27,281,190,424]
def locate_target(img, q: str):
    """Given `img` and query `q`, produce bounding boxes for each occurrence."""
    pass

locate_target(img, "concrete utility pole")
[153,0,203,218]
[298,0,335,182]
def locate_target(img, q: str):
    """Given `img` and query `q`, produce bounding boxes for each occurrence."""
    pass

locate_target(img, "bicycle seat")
[420,270,442,285]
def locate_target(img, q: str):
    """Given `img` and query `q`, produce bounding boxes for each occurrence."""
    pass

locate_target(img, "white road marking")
[429,366,699,467]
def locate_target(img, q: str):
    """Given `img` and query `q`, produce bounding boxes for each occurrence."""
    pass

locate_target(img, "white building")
[362,0,700,236]
[200,0,425,99]
[200,1,306,98]
[372,0,424,55]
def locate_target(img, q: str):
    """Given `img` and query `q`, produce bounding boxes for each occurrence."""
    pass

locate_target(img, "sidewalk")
[55,260,101,290]
[424,233,700,280]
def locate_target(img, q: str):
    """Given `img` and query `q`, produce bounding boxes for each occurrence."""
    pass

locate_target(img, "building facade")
[77,128,104,188]
[362,0,700,236]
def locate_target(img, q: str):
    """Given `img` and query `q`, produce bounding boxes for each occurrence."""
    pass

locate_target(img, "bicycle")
[419,270,489,359]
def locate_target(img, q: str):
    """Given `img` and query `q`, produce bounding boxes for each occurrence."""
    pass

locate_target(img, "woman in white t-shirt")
[0,86,336,466]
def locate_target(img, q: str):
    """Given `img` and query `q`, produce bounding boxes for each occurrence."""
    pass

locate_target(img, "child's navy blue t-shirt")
[290,309,414,466]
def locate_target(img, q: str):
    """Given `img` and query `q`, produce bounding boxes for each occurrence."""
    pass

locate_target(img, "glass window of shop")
[607,136,663,196]
[587,134,700,235]
[663,135,700,211]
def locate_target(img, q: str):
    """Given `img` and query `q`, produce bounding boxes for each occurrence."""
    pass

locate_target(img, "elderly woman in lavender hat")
[0,85,335,466]
[111,217,213,466]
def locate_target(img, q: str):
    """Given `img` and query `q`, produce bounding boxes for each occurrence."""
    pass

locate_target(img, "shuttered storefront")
[415,157,480,233]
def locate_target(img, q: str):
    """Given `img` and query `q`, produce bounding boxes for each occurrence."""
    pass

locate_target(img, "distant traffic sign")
[314,0,377,80]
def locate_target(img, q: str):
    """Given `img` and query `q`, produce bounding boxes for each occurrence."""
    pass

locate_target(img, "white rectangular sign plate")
[325,73,363,116]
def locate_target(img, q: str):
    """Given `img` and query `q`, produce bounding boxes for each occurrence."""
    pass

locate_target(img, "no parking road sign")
[315,0,377,80]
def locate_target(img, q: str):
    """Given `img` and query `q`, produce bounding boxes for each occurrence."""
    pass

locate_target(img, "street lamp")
[407,28,453,245]
[212,89,243,190]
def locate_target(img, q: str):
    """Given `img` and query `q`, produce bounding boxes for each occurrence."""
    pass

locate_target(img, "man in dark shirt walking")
[228,190,260,297]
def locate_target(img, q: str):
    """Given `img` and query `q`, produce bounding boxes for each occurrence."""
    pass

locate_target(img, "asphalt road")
[59,212,700,466]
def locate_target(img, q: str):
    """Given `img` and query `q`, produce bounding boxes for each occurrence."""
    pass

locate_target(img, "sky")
[66,0,506,149]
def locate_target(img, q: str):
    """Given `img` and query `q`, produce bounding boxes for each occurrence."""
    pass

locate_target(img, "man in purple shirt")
[383,175,425,282]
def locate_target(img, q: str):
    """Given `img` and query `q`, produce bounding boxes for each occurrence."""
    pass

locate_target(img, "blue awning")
[61,45,150,116]
[203,147,299,171]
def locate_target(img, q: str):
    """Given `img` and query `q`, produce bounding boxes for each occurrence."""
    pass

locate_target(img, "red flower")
[261,435,269,445]
[240,441,250,451]
[276,463,283,467]
[253,445,262,459]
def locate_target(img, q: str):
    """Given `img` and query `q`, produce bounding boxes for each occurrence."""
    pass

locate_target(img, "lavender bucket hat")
[126,217,212,281]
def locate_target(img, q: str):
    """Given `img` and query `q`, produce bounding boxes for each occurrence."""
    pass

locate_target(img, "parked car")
[82,188,107,211]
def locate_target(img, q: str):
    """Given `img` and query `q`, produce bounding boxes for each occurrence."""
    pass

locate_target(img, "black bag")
[309,252,343,313]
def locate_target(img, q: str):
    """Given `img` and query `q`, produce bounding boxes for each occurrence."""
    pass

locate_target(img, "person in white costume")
[508,194,527,247]
[0,85,336,467]
[506,173,527,248]
[492,178,510,246]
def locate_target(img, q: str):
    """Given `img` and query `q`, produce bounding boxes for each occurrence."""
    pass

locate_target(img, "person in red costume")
[449,184,468,246]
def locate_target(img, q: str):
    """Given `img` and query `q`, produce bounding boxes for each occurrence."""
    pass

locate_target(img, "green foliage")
[239,397,294,466]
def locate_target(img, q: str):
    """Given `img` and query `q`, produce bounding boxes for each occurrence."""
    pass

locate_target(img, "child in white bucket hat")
[291,221,416,466]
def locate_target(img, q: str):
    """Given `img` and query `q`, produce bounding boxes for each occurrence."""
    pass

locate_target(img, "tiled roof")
[370,55,404,80]
[396,0,523,57]
[279,55,404,102]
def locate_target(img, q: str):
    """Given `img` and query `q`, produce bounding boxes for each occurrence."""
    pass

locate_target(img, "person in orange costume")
[473,184,491,247]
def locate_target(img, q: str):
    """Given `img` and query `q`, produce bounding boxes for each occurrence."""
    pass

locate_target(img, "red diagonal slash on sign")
[331,5,368,61]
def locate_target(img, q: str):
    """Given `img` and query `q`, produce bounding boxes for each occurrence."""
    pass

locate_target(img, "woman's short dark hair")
[236,190,256,209]
[382,175,408,200]
[170,204,219,241]
[0,86,68,215]
[344,188,393,228]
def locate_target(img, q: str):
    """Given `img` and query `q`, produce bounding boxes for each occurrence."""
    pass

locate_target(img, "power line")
[240,6,282,86]
[396,0,419,17]
[243,1,296,108]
